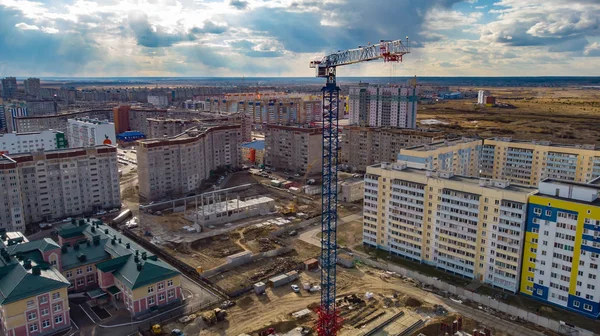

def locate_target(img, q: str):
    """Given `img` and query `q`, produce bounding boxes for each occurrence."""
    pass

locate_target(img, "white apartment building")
[67,118,116,147]
[0,146,121,231]
[349,84,418,128]
[264,125,322,174]
[477,90,491,105]
[0,130,68,155]
[364,162,534,292]
[148,96,169,108]
[137,125,241,201]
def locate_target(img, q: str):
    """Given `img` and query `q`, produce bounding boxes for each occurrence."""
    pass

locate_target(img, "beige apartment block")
[264,125,322,175]
[397,138,484,177]
[0,146,120,231]
[364,162,534,292]
[137,125,241,201]
[15,109,113,133]
[340,126,445,172]
[480,137,600,186]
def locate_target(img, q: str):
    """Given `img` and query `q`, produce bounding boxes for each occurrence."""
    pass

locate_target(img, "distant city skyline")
[0,0,599,77]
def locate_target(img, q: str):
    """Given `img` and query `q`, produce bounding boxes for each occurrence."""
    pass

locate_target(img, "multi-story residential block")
[55,219,183,316]
[348,84,418,128]
[0,104,6,132]
[397,138,483,177]
[4,103,28,133]
[480,138,600,186]
[15,109,113,133]
[0,146,120,230]
[0,130,67,155]
[364,162,534,292]
[0,234,71,336]
[148,95,169,108]
[137,125,241,201]
[264,125,322,175]
[477,90,491,105]
[146,118,202,139]
[25,100,57,116]
[241,140,265,166]
[340,126,445,172]
[113,105,131,134]
[1,77,18,99]
[24,78,41,98]
[520,179,600,318]
[67,117,116,147]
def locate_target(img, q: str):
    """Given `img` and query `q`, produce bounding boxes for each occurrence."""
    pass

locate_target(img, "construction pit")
[159,264,515,336]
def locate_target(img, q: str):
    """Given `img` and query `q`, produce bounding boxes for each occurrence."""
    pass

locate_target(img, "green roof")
[0,262,69,305]
[106,285,121,295]
[61,240,111,270]
[57,223,89,239]
[113,257,180,290]
[7,238,60,254]
[87,288,108,299]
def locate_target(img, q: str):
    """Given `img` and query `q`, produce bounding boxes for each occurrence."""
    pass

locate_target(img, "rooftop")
[241,140,265,151]
[403,138,481,152]
[486,137,597,150]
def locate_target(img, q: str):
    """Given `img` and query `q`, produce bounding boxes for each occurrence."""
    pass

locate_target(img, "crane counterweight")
[311,37,410,336]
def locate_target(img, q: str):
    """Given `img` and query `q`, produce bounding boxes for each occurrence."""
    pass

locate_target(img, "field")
[418,87,600,143]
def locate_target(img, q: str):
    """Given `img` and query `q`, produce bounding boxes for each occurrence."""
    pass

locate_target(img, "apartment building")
[3,103,28,133]
[137,125,241,201]
[348,84,418,128]
[55,219,182,317]
[67,117,116,147]
[397,138,483,177]
[15,109,113,133]
[1,77,17,98]
[264,125,322,175]
[340,126,445,172]
[480,138,600,186]
[520,179,600,318]
[0,146,120,231]
[0,232,71,336]
[0,130,67,155]
[241,140,265,166]
[364,162,534,292]
[146,118,202,138]
[24,78,41,98]
[148,95,169,108]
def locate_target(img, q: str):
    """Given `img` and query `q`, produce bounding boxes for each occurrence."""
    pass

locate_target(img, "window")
[42,319,50,328]
[534,208,542,215]
[574,301,581,308]
[52,292,60,300]
[39,296,47,304]
[148,286,154,294]
[545,210,552,216]
[168,289,175,298]
[584,304,593,312]
[537,289,543,295]
[29,324,38,332]
[53,303,61,313]
[87,274,95,284]
[66,271,72,278]
[588,284,596,290]
[55,315,63,324]
[158,282,164,291]
[590,274,597,280]
[27,299,35,308]
[159,293,165,301]
[167,280,173,287]
[76,268,83,275]
[148,296,155,306]
[41,308,49,316]
[28,312,37,321]
[77,278,84,286]
[87,265,93,273]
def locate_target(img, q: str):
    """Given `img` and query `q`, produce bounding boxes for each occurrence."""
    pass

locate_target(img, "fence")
[354,254,596,336]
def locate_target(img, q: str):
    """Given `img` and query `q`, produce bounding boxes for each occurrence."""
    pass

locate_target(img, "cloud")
[128,12,196,48]
[584,42,600,56]
[190,20,228,35]
[229,0,248,10]
[15,22,39,30]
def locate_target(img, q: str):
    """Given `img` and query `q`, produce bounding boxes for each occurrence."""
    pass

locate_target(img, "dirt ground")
[412,313,509,336]
[418,87,600,144]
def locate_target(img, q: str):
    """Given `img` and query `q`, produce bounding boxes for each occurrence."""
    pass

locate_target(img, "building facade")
[24,78,41,98]
[148,96,169,108]
[364,163,534,292]
[4,103,28,133]
[348,84,418,128]
[520,179,600,318]
[1,77,17,99]
[477,90,491,105]
[146,118,202,139]
[67,118,116,148]
[25,100,57,116]
[264,125,322,175]
[340,126,445,172]
[397,138,483,177]
[0,146,120,230]
[0,130,67,155]
[15,109,113,134]
[137,125,241,201]
[480,138,600,186]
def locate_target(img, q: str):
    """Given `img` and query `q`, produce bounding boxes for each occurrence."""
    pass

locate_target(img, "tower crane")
[310,38,410,336]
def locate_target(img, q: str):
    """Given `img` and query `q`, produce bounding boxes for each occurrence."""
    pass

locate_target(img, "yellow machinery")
[151,324,162,335]
[281,198,297,215]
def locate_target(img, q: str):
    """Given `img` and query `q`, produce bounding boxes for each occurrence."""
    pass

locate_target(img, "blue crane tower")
[309,38,410,336]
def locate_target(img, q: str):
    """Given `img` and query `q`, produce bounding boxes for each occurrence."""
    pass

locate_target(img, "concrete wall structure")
[264,125,322,174]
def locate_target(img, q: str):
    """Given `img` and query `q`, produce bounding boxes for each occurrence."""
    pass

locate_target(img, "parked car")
[291,284,300,293]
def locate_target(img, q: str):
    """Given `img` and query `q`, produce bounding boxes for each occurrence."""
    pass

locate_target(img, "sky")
[0,0,599,77]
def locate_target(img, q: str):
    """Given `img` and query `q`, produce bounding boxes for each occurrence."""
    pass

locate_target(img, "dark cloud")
[128,12,194,47]
[0,6,100,75]
[229,0,248,10]
[174,44,285,73]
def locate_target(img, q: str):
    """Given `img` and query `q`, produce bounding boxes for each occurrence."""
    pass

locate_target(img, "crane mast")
[311,38,410,336]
